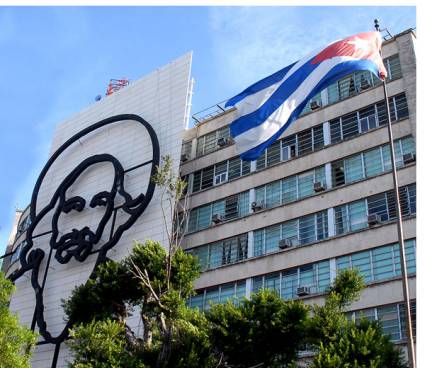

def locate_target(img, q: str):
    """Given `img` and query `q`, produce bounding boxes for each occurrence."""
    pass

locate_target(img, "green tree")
[0,271,37,368]
[207,289,309,367]
[309,269,407,368]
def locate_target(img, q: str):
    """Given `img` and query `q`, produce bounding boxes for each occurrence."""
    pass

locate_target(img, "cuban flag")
[226,31,388,161]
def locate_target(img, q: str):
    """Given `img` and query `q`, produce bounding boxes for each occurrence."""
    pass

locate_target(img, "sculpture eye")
[90,191,112,208]
[62,197,86,213]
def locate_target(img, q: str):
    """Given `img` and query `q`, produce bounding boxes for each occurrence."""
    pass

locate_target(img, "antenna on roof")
[106,78,130,96]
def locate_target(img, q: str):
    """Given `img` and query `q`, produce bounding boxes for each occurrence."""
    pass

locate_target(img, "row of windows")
[187,136,415,235]
[186,55,402,162]
[332,136,415,187]
[189,92,409,194]
[188,238,416,312]
[255,166,326,210]
[335,184,416,235]
[337,239,416,283]
[188,184,415,268]
[195,126,231,157]
[254,211,328,256]
[330,93,408,144]
[252,260,331,300]
[188,281,246,311]
[327,54,402,105]
[192,156,251,193]
[187,191,250,232]
[348,301,416,342]
[190,234,248,272]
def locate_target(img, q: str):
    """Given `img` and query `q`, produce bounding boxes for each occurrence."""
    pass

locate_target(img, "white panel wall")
[9,52,193,368]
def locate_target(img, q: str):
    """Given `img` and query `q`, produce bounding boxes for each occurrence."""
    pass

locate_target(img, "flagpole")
[374,19,416,368]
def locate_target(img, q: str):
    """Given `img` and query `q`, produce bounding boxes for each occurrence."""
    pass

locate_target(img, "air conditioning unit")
[403,153,416,165]
[296,286,310,297]
[212,214,223,224]
[181,153,189,162]
[251,201,264,212]
[217,137,230,147]
[313,181,326,193]
[310,101,321,110]
[279,238,294,250]
[367,213,382,226]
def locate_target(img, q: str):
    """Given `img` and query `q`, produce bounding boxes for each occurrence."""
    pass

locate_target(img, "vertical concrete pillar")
[247,231,254,258]
[245,278,252,299]
[190,137,197,159]
[323,121,331,146]
[329,258,337,283]
[327,207,336,237]
[249,188,256,214]
[325,162,332,189]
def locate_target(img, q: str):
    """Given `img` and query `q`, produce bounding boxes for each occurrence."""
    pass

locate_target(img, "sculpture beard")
[9,114,159,346]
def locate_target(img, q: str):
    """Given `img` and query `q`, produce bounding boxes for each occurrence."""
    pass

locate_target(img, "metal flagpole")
[374,19,416,368]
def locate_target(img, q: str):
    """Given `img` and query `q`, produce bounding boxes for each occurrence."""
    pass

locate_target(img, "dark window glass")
[256,151,266,170]
[298,130,313,155]
[201,166,214,190]
[224,195,239,220]
[341,112,359,139]
[282,135,297,161]
[267,140,281,166]
[368,193,389,221]
[192,171,202,193]
[228,157,241,181]
[394,94,409,120]
[242,160,251,176]
[330,119,342,144]
[313,125,324,150]
[332,160,345,187]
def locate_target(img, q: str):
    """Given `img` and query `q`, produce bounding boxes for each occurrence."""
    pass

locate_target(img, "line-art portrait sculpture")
[9,114,160,366]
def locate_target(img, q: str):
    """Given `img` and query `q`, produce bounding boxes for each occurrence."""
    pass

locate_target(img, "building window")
[253,260,330,300]
[187,191,250,232]
[334,184,416,235]
[254,210,328,256]
[348,301,416,342]
[188,281,246,310]
[336,239,416,284]
[189,233,248,272]
[255,165,327,209]
[196,126,231,157]
[191,157,251,194]
[15,215,31,240]
[331,137,415,188]
[330,93,409,145]
[326,54,401,105]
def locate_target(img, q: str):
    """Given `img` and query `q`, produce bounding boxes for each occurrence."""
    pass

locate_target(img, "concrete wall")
[7,53,193,368]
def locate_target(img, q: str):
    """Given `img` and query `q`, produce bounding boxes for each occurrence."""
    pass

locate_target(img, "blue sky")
[0,6,416,255]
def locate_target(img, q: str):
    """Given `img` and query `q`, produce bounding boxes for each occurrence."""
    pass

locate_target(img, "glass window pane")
[266,181,281,208]
[220,283,235,304]
[317,260,330,292]
[299,264,314,287]
[341,112,359,139]
[395,93,408,120]
[364,148,383,177]
[330,119,342,144]
[351,251,372,283]
[267,141,281,166]
[282,135,297,161]
[299,215,316,245]
[196,136,205,157]
[204,131,217,155]
[298,129,313,156]
[264,273,280,295]
[332,160,346,187]
[281,220,298,245]
[387,54,402,80]
[368,193,388,221]
[191,246,209,271]
[201,166,214,189]
[209,242,223,269]
[255,186,265,207]
[282,176,298,204]
[382,145,392,172]
[238,192,250,217]
[190,293,204,310]
[252,276,263,294]
[327,82,339,104]
[224,196,238,220]
[372,246,395,281]
[256,151,266,170]
[197,205,211,230]
[335,205,348,235]
[254,230,264,256]
[265,224,281,254]
[298,171,314,198]
[345,154,364,183]
[348,201,368,231]
[377,305,400,341]
[205,288,220,310]
[228,157,241,180]
[281,269,298,300]
[313,125,324,150]
[316,211,328,240]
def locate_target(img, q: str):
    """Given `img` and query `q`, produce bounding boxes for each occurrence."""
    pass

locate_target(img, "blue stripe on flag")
[230,56,320,138]
[225,62,296,108]
[239,59,381,161]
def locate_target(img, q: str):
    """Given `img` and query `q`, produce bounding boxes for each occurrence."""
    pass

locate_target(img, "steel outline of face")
[9,114,160,344]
